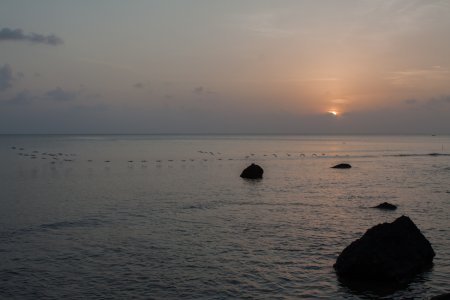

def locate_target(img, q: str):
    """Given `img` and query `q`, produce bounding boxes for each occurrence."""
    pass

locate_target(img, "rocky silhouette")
[240,163,264,179]
[431,293,450,300]
[334,215,435,284]
[332,163,352,169]
[373,202,397,210]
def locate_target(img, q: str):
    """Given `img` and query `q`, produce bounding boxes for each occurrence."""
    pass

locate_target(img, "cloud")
[404,99,417,105]
[403,95,450,107]
[426,95,450,107]
[387,66,450,86]
[3,90,34,106]
[193,86,204,94]
[192,86,215,96]
[236,13,294,38]
[71,103,109,113]
[0,64,15,91]
[0,27,63,46]
[46,87,78,102]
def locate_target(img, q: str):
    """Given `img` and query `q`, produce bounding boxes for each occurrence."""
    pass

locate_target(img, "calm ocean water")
[1,135,449,299]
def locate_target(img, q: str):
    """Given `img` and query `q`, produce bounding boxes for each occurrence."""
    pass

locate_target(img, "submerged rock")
[332,163,352,169]
[334,215,435,284]
[240,163,264,179]
[373,202,397,210]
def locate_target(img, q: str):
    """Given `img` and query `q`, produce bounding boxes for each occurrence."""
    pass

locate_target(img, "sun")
[328,110,338,116]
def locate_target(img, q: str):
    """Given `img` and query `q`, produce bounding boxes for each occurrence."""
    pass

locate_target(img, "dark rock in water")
[240,163,264,179]
[373,202,397,210]
[431,293,450,300]
[334,215,435,284]
[332,163,352,169]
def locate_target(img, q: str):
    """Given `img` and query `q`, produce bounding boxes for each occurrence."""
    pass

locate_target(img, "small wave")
[0,217,106,242]
[272,247,302,252]
[40,218,103,230]
[182,204,209,210]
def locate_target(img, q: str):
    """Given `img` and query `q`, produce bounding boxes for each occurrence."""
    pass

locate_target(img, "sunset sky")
[1,0,450,134]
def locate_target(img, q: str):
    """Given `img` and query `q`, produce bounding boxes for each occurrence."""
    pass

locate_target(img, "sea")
[0,134,449,299]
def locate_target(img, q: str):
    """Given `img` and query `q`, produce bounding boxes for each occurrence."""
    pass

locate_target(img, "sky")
[1,0,450,134]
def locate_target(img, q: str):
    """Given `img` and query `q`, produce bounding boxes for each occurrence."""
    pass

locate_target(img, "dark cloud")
[193,86,215,96]
[46,87,78,102]
[193,86,204,94]
[72,103,109,112]
[402,95,450,108]
[4,90,34,106]
[0,27,63,46]
[0,64,15,91]
[404,98,417,105]
[427,95,450,106]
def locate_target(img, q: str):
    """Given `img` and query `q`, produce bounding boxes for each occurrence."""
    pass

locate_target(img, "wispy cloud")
[0,27,63,46]
[235,13,293,38]
[0,64,15,91]
[387,66,450,86]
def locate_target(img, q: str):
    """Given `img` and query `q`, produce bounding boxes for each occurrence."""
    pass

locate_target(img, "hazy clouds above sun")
[1,0,450,134]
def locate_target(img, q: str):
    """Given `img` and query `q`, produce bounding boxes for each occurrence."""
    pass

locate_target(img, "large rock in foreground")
[431,293,450,300]
[334,216,435,284]
[240,163,264,179]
